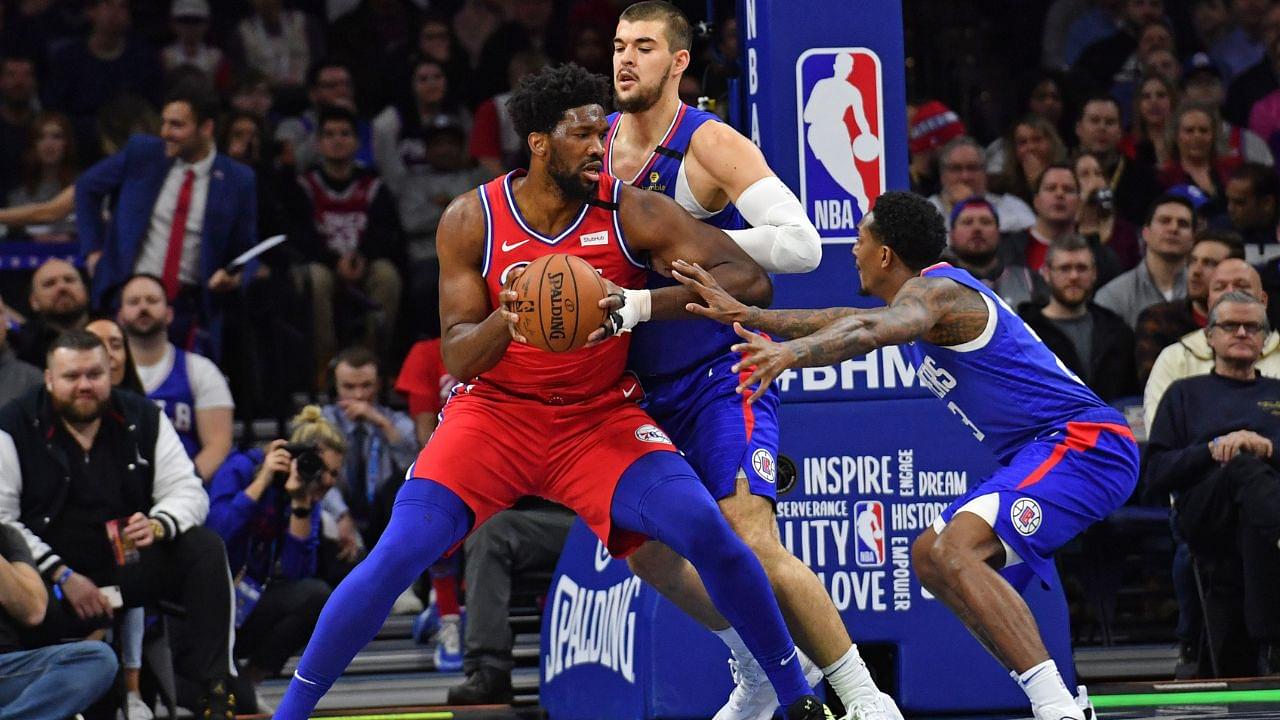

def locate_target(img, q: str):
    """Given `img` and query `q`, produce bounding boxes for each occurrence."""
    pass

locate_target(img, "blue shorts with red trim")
[938,408,1140,590]
[638,350,782,501]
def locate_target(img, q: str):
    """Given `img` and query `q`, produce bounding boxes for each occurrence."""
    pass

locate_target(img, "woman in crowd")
[1075,150,1142,272]
[207,405,340,711]
[1158,101,1241,221]
[1123,74,1177,169]
[4,112,78,242]
[991,114,1067,203]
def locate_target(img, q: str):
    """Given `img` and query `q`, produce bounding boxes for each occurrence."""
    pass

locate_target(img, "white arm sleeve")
[725,176,822,274]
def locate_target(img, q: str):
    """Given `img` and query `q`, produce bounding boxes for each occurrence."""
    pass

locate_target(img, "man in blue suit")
[75,85,257,360]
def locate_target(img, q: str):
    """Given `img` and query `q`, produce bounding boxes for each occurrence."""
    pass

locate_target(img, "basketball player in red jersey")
[276,64,831,720]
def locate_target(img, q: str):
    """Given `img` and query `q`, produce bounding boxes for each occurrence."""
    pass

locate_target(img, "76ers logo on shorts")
[796,48,884,243]
[853,500,885,568]
[1011,498,1043,536]
[634,424,672,445]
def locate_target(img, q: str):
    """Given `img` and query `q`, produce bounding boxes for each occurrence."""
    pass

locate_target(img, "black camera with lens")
[279,442,327,492]
[1088,187,1114,214]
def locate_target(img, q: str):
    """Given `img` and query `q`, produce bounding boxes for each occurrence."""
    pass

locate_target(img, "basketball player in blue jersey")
[602,4,898,720]
[676,191,1138,720]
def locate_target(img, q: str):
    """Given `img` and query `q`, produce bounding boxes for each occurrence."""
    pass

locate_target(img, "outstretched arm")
[678,269,965,402]
[0,185,74,227]
[667,257,859,337]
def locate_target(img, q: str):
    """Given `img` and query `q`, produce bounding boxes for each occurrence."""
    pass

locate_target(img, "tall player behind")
[605,4,896,720]
[274,64,832,720]
[676,191,1139,720]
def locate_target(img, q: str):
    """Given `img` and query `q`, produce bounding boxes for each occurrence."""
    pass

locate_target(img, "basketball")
[853,134,880,162]
[506,254,608,353]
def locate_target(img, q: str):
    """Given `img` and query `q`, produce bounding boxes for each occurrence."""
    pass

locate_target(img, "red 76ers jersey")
[475,170,649,401]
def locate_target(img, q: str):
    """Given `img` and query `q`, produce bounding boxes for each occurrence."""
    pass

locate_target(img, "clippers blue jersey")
[605,104,748,377]
[902,263,1116,463]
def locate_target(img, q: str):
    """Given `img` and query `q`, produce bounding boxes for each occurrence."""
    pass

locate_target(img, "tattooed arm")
[670,259,861,336]
[676,269,989,402]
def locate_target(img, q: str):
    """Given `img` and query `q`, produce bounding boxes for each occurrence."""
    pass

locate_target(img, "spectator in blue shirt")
[207,405,340,695]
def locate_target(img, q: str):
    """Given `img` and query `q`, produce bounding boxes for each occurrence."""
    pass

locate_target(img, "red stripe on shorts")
[738,366,756,441]
[1015,421,1135,490]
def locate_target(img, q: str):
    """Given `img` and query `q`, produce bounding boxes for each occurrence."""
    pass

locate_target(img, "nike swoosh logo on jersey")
[502,239,531,252]
[622,385,637,398]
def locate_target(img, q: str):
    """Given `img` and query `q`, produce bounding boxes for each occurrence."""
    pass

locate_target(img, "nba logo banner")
[795,48,885,243]
[853,500,885,568]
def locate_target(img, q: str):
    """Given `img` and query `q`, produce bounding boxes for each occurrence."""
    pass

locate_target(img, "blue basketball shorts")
[636,351,783,501]
[934,410,1140,590]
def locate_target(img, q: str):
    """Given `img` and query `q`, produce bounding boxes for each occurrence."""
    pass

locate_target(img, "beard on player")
[548,146,602,202]
[615,60,673,114]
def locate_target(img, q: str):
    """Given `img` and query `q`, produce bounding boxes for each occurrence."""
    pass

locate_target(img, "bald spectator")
[1095,194,1195,327]
[119,274,234,482]
[0,296,41,409]
[928,137,1036,233]
[1135,230,1244,386]
[940,196,1046,309]
[11,259,90,368]
[1145,258,1280,431]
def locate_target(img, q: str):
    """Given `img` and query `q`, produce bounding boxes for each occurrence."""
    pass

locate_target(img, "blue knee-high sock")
[275,479,472,719]
[611,452,810,707]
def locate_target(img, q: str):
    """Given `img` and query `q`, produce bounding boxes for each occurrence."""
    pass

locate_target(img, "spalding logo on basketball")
[752,448,776,483]
[634,424,672,445]
[506,254,607,353]
[1010,497,1042,536]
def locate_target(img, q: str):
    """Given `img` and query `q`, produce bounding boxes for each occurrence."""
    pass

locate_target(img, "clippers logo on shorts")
[634,424,673,445]
[752,448,776,483]
[1011,497,1043,536]
[795,48,884,242]
[853,500,886,567]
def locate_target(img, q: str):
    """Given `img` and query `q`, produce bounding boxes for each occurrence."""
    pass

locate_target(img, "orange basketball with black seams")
[507,254,608,352]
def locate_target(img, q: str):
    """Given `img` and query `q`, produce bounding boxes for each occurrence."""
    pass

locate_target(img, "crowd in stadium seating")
[0,0,1279,716]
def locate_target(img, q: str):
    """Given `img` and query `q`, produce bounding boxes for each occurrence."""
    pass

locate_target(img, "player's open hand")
[671,259,749,324]
[729,323,796,404]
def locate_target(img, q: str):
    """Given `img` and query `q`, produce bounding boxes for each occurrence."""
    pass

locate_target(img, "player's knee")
[625,545,679,589]
[927,529,980,581]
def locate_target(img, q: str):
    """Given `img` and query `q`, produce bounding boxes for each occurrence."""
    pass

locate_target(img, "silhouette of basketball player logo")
[796,48,884,241]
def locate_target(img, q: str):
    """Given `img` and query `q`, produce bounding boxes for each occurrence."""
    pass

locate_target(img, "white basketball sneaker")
[842,692,903,720]
[712,649,825,720]
[1075,685,1095,720]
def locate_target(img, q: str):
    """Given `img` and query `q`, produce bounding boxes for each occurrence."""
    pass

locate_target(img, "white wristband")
[613,288,652,333]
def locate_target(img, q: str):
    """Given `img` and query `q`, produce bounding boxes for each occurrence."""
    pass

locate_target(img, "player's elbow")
[779,223,822,273]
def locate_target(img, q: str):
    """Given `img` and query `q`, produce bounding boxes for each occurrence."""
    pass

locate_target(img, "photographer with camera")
[206,405,339,704]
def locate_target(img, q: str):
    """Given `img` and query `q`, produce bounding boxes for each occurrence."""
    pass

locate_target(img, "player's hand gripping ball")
[506,254,608,352]
[853,134,880,162]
